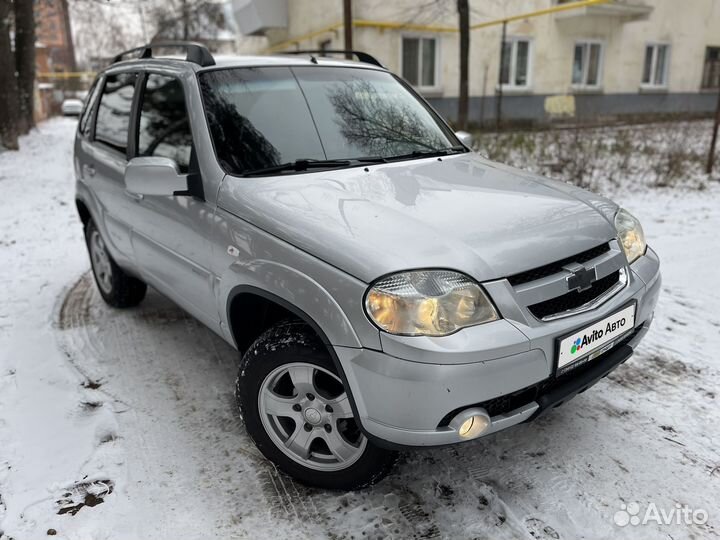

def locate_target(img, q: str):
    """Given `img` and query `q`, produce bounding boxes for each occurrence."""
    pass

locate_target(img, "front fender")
[214,207,380,350]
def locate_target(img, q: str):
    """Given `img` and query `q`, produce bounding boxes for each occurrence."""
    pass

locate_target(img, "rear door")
[127,72,219,328]
[86,71,140,265]
[74,75,103,210]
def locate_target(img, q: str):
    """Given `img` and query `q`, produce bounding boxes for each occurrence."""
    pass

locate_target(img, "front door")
[127,73,219,328]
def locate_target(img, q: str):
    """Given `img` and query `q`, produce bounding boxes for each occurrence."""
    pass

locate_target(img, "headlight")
[364,270,499,336]
[614,208,647,264]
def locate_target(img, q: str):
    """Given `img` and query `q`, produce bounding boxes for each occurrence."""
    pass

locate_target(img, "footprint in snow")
[525,517,560,539]
[56,479,114,516]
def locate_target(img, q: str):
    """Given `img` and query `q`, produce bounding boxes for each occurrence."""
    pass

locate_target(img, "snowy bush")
[473,120,716,192]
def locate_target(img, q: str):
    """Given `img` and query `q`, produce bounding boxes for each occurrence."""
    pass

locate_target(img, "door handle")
[83,164,96,177]
[124,191,144,201]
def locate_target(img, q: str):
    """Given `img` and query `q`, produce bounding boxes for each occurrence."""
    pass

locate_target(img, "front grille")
[527,270,620,320]
[507,243,611,286]
[438,324,643,425]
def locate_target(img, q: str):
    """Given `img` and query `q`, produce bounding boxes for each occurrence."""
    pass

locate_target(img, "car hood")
[217,153,618,284]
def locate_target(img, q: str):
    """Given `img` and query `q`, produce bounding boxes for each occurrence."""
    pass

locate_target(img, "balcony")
[232,0,288,36]
[554,0,653,22]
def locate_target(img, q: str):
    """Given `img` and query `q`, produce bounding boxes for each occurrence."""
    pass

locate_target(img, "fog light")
[449,408,491,440]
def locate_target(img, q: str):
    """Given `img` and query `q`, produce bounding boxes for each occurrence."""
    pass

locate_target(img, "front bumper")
[335,247,661,448]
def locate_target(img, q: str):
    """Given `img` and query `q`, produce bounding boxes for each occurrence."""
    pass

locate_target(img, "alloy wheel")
[89,229,113,294]
[258,362,366,471]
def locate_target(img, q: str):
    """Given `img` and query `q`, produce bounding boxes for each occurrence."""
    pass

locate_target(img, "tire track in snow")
[52,266,720,540]
[54,272,451,539]
[54,273,325,538]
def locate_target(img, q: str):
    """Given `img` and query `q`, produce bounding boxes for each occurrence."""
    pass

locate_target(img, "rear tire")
[85,219,146,308]
[236,321,397,490]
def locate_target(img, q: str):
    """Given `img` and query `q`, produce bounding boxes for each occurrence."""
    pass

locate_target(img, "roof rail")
[112,41,215,67]
[283,49,384,68]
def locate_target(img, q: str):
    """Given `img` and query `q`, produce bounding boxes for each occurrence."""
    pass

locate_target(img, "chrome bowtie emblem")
[566,266,597,292]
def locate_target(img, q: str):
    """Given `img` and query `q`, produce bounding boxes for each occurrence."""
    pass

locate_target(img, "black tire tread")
[236,320,398,490]
[85,220,147,308]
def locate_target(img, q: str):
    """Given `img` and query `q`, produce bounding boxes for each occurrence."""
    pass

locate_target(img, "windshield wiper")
[241,156,391,177]
[242,159,352,177]
[386,145,467,162]
[352,156,388,163]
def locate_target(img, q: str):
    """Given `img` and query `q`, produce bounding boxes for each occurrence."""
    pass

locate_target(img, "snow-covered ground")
[1,118,719,540]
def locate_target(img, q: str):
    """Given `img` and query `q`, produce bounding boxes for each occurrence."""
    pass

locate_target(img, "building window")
[642,43,670,87]
[500,37,532,89]
[701,46,720,89]
[572,41,603,88]
[401,36,438,90]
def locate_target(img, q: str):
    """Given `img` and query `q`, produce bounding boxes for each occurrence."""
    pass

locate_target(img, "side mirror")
[455,130,474,148]
[124,156,189,196]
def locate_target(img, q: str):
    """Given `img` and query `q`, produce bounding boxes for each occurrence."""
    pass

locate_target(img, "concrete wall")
[428,92,718,126]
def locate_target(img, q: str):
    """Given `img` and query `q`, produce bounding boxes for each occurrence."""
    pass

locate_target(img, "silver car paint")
[340,248,660,445]
[125,156,188,196]
[216,154,619,284]
[75,56,661,448]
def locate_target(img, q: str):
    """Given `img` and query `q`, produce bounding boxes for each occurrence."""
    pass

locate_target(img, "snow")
[1,118,719,539]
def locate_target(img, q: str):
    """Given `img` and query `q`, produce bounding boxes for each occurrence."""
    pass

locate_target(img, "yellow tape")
[470,0,611,29]
[37,72,96,79]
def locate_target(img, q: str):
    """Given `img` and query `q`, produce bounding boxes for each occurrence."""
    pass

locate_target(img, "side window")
[78,77,102,136]
[95,72,138,154]
[137,74,192,173]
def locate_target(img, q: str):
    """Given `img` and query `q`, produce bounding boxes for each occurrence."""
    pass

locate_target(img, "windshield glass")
[198,66,460,175]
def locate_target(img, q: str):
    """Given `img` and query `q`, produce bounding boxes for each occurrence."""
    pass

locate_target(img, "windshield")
[198,66,461,176]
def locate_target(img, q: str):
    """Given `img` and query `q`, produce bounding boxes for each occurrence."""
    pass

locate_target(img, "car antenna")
[309,54,318,64]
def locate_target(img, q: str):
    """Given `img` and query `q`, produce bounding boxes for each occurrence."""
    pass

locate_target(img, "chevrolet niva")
[73,43,661,490]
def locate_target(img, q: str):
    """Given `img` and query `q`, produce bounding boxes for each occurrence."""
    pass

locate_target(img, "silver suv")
[74,43,661,490]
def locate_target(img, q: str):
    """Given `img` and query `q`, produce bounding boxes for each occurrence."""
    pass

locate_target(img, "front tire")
[85,220,146,308]
[236,321,397,490]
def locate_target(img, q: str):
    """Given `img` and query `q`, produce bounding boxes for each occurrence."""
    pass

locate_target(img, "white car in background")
[61,98,84,116]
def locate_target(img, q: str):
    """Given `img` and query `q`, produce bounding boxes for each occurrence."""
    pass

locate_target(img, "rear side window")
[78,77,102,136]
[137,74,192,172]
[95,72,137,154]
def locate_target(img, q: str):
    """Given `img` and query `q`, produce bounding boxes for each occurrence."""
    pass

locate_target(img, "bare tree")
[327,79,445,155]
[390,0,470,128]
[69,0,147,68]
[14,0,35,132]
[0,0,20,149]
[181,0,190,40]
[457,0,469,130]
[151,0,226,45]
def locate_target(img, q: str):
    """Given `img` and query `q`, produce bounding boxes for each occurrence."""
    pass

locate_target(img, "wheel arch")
[76,198,92,227]
[226,285,369,436]
[226,285,337,353]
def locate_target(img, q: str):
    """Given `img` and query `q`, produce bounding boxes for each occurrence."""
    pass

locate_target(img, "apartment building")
[233,0,720,125]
